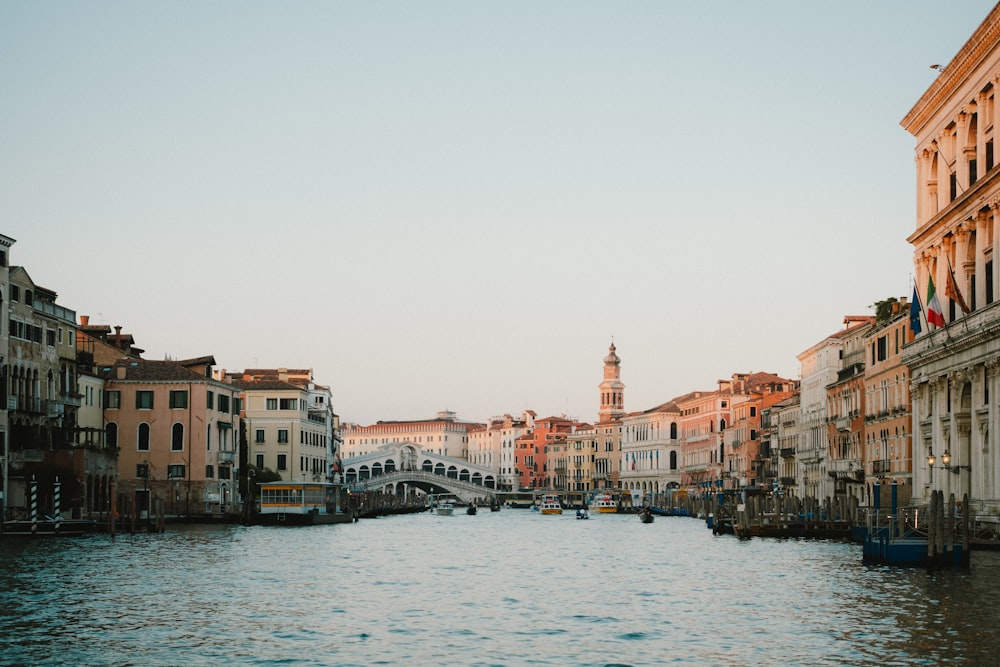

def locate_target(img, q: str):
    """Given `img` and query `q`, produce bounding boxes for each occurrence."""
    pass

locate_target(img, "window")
[136,390,154,409]
[46,329,55,347]
[206,391,214,410]
[218,394,230,413]
[105,390,121,409]
[106,423,118,449]
[278,429,289,444]
[218,466,231,481]
[266,398,278,410]
[280,398,296,410]
[255,429,265,444]
[137,423,150,451]
[171,423,184,451]
[750,406,757,417]
[9,285,18,302]
[277,454,287,471]
[256,454,265,468]
[167,464,185,479]
[169,390,188,409]
[205,465,214,479]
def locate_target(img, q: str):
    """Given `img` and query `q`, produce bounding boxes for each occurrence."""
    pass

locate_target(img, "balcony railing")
[780,448,796,458]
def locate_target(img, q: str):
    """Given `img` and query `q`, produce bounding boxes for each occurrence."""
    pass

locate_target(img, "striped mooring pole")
[54,476,62,535]
[30,475,38,536]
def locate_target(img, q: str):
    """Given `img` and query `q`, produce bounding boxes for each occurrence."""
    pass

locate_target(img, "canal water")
[2,509,1000,666]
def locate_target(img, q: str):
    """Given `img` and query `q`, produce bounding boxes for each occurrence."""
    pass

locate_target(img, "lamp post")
[928,450,971,475]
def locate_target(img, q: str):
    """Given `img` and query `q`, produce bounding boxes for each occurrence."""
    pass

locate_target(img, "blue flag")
[909,285,923,335]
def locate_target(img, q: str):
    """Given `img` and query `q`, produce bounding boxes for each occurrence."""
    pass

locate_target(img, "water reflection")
[2,513,999,666]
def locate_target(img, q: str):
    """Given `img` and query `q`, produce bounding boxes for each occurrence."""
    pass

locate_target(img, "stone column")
[975,212,988,309]
[957,111,970,193]
[977,93,988,178]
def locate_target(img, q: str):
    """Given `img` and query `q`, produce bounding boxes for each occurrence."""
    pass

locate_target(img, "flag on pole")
[909,284,923,335]
[926,275,946,327]
[945,258,971,314]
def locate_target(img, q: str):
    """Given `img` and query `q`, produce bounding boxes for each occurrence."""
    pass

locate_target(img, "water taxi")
[590,493,619,514]
[538,494,563,515]
[255,481,354,525]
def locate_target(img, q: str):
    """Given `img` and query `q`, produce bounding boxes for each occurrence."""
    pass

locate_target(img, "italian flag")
[927,274,945,327]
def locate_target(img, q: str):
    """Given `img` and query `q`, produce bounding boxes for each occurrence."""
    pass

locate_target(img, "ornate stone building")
[902,4,1000,508]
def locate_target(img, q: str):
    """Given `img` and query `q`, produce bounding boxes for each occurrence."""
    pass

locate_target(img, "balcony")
[779,476,796,486]
[780,448,796,458]
[872,459,890,475]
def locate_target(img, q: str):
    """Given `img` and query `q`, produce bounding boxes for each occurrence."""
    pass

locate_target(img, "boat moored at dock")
[253,482,354,525]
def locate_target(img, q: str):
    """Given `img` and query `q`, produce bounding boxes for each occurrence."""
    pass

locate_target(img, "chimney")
[116,364,127,380]
[80,315,90,326]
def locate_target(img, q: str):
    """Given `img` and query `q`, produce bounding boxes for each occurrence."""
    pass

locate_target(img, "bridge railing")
[351,470,496,503]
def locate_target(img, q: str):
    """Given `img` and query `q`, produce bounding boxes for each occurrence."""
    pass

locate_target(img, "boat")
[489,499,501,512]
[434,495,455,516]
[576,508,590,520]
[254,482,355,525]
[467,504,477,516]
[589,493,619,514]
[538,494,563,515]
[638,507,654,524]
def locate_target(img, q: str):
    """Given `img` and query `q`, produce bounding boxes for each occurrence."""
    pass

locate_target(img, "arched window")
[669,451,678,470]
[137,423,150,451]
[172,423,184,451]
[106,422,118,449]
[670,422,678,440]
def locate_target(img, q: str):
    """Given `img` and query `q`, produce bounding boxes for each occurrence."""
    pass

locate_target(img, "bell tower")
[598,340,625,423]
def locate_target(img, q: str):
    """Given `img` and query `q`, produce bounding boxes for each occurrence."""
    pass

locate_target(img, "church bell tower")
[598,340,625,423]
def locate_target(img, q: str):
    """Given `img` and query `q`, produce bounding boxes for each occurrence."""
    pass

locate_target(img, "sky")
[2,1,997,426]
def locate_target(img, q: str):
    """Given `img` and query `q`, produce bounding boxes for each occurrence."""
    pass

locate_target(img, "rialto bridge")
[342,444,498,504]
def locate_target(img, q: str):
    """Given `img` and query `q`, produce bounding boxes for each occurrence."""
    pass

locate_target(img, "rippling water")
[2,510,999,666]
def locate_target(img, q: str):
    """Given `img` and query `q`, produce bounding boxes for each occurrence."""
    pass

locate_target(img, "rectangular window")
[278,429,289,444]
[167,464,185,479]
[205,465,214,479]
[280,398,296,410]
[255,429,265,444]
[218,394,230,414]
[206,391,214,410]
[256,453,265,468]
[988,260,995,305]
[266,398,278,410]
[105,390,121,409]
[277,454,287,471]
[169,390,188,409]
[9,285,18,302]
[136,390,154,409]
[218,466,231,481]
[46,329,56,347]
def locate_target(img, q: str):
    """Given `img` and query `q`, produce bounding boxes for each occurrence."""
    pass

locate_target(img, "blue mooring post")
[891,480,898,517]
[30,475,38,536]
[54,476,62,535]
[874,483,881,514]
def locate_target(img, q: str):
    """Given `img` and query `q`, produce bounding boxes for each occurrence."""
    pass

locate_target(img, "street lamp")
[927,450,971,474]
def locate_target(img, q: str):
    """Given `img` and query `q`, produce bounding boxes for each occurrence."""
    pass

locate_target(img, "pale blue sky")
[2,2,996,425]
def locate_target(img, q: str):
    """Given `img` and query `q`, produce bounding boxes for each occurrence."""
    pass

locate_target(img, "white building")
[902,4,1000,509]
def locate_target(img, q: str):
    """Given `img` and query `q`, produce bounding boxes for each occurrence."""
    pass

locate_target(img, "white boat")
[538,494,563,515]
[576,508,590,520]
[590,493,619,514]
[435,502,455,516]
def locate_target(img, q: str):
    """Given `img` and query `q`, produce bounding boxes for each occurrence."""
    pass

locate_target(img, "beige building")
[231,368,337,485]
[341,411,478,460]
[902,4,1000,509]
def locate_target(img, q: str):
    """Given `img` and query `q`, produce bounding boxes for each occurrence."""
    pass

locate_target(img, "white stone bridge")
[342,445,497,504]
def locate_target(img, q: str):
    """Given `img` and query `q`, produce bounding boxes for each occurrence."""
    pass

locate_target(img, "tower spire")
[598,339,625,423]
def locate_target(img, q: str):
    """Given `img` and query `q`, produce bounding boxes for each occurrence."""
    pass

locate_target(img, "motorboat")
[538,494,563,515]
[436,502,455,516]
[589,493,619,514]
[576,508,590,520]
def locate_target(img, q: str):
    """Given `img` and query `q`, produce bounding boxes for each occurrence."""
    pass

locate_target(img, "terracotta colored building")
[103,356,241,518]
